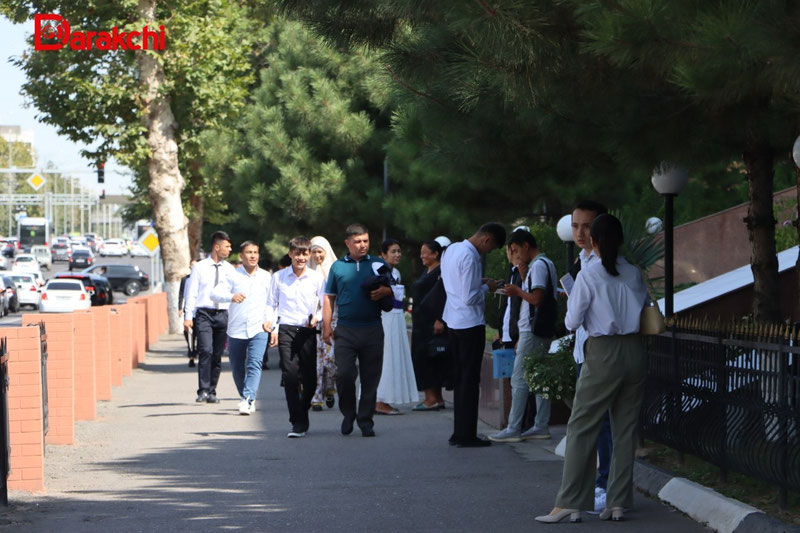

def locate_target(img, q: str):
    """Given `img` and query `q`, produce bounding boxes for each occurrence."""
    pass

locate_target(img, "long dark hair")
[590,214,624,276]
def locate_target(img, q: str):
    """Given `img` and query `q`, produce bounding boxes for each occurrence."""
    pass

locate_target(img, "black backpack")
[529,256,557,339]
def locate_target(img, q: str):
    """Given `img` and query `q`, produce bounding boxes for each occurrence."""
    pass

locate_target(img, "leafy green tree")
[1,0,254,331]
[204,17,392,259]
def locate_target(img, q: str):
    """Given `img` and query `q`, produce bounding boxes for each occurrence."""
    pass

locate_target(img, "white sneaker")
[249,400,256,413]
[521,426,551,440]
[287,431,305,438]
[238,398,251,415]
[488,427,523,442]
[588,487,606,515]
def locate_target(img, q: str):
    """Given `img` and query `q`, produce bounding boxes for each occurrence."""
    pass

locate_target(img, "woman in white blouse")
[536,214,648,524]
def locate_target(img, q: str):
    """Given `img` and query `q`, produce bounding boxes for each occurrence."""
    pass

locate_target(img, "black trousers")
[334,324,384,431]
[449,325,486,442]
[278,325,318,432]
[195,308,228,395]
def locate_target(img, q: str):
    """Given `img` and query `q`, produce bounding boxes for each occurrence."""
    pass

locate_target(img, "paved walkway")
[3,335,709,532]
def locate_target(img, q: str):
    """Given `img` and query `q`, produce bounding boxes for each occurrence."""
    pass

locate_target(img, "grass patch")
[638,441,800,525]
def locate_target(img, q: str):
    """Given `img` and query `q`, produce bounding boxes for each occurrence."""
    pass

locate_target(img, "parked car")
[8,273,40,310]
[129,243,151,257]
[1,239,18,258]
[69,249,95,271]
[54,272,114,306]
[12,254,41,273]
[31,245,52,270]
[39,279,91,313]
[99,238,128,257]
[0,275,19,314]
[83,264,150,296]
[51,242,72,262]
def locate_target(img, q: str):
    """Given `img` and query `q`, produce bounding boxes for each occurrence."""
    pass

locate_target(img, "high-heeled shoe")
[599,507,624,521]
[534,508,581,523]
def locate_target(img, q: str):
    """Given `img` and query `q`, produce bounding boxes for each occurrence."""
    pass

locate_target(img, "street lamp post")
[556,214,574,273]
[652,163,688,317]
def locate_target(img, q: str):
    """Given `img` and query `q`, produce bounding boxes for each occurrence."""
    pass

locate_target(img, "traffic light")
[97,161,105,183]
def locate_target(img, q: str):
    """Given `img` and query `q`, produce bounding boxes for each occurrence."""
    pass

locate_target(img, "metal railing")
[641,318,800,508]
[0,337,9,506]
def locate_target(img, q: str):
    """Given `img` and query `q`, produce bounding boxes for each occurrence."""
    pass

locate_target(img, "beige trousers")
[555,334,647,511]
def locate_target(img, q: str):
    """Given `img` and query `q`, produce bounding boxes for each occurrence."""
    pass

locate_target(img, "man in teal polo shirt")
[323,223,393,437]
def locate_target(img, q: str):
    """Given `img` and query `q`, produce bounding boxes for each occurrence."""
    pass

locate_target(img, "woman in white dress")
[375,239,419,415]
[308,236,338,411]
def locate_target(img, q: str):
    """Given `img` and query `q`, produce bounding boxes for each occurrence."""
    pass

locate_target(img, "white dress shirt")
[183,257,237,317]
[572,249,597,364]
[210,266,274,339]
[267,266,325,327]
[441,240,488,330]
[565,256,648,337]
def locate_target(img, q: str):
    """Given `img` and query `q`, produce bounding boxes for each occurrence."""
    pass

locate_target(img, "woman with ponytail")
[536,214,649,524]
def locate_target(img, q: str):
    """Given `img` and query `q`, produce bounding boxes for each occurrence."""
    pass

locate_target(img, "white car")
[8,273,40,310]
[99,239,128,257]
[31,245,52,270]
[39,279,91,313]
[12,254,41,273]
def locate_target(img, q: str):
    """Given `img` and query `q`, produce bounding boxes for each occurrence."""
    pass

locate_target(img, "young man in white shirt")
[267,236,326,438]
[183,231,236,404]
[441,222,506,448]
[211,241,273,415]
[569,200,612,513]
[490,229,558,443]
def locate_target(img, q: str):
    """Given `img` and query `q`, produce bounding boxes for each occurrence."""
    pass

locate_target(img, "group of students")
[181,207,651,523]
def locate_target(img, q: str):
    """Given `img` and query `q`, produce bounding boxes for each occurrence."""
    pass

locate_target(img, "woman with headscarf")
[308,235,338,411]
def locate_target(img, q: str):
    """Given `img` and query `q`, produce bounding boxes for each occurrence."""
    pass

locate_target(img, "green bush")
[523,337,576,406]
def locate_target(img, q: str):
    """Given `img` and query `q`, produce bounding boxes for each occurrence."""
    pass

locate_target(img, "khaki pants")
[555,335,647,511]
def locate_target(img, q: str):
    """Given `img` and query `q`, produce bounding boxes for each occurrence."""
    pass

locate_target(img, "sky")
[0,16,131,195]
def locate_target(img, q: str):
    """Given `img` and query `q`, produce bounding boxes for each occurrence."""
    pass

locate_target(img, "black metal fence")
[641,318,800,508]
[0,337,9,506]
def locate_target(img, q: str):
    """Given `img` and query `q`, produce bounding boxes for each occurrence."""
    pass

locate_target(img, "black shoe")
[457,437,492,448]
[361,428,376,437]
[206,393,220,404]
[341,416,355,435]
[311,404,323,412]
[448,434,458,446]
[195,391,209,403]
[188,358,195,368]
[326,396,335,408]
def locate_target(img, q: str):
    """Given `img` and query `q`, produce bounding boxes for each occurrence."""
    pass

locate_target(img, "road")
[0,254,154,327]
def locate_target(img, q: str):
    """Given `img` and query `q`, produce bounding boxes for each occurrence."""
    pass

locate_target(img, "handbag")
[637,267,666,335]
[427,334,450,358]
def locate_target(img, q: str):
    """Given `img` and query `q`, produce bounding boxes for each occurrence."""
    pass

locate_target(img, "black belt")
[197,307,227,314]
[279,324,315,333]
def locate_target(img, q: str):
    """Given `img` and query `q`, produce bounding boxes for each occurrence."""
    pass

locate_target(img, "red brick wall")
[5,325,44,492]
[91,306,112,401]
[20,313,75,446]
[72,310,96,420]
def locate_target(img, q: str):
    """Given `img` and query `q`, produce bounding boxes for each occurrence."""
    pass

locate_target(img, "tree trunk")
[137,0,190,334]
[743,141,780,323]
[187,163,205,261]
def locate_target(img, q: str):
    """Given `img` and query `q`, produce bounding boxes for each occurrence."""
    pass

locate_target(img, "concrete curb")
[554,436,800,533]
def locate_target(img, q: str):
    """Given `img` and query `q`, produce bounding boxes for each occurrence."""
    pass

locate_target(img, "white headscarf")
[308,236,337,280]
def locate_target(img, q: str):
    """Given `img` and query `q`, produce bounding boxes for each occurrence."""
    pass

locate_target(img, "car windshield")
[16,257,33,262]
[73,251,91,257]
[47,282,81,291]
[11,276,33,284]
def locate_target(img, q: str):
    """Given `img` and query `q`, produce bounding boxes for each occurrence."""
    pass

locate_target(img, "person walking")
[536,214,648,524]
[211,241,273,415]
[308,236,338,411]
[323,223,393,437]
[267,237,326,438]
[183,231,236,403]
[489,229,557,443]
[375,239,418,415]
[441,222,506,448]
[410,240,450,411]
[179,260,198,368]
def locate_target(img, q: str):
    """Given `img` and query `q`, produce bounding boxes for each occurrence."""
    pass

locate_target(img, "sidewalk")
[3,334,709,532]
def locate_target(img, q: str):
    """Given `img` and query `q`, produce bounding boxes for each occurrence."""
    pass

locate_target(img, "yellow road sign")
[137,228,160,255]
[27,173,46,191]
